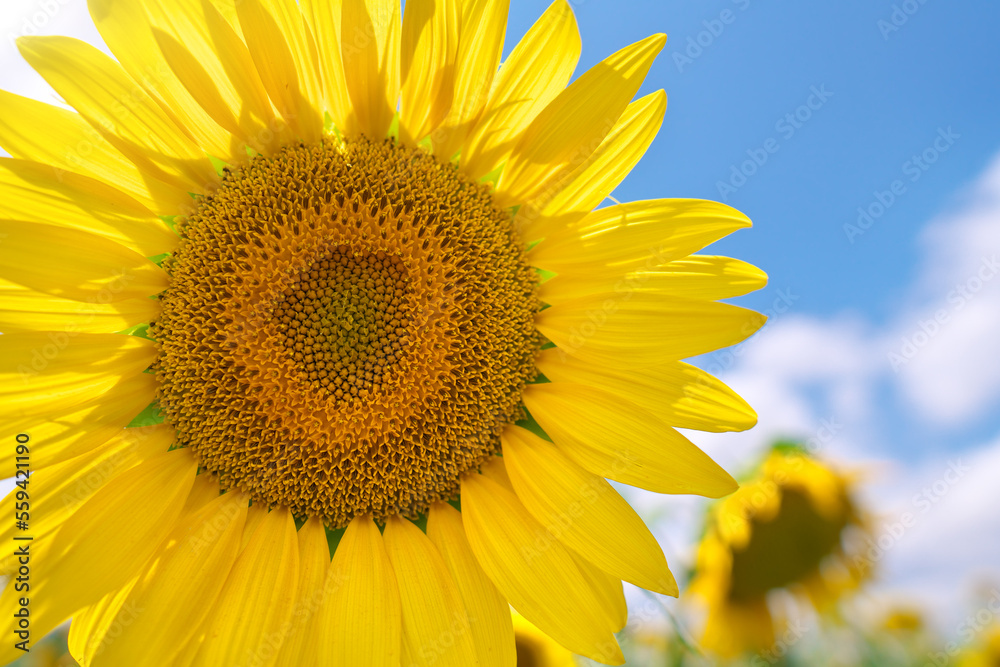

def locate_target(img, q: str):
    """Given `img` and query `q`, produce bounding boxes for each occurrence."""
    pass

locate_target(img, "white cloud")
[888,157,1000,424]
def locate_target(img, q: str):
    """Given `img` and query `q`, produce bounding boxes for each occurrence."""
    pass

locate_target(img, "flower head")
[688,444,870,658]
[0,0,765,664]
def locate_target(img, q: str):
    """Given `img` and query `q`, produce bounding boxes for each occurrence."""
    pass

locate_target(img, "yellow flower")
[881,607,925,633]
[0,1,766,665]
[956,625,1000,667]
[688,446,869,658]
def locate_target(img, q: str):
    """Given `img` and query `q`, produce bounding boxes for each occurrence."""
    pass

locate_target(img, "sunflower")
[881,607,925,633]
[687,445,869,659]
[0,0,767,664]
[957,625,1000,667]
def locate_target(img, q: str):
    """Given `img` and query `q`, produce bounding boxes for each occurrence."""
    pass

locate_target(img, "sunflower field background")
[1,0,999,666]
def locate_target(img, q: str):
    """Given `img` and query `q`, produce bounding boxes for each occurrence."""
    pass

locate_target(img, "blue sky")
[538,0,1000,321]
[1,0,999,645]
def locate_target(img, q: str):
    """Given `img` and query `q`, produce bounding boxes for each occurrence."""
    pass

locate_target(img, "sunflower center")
[727,489,848,601]
[152,137,540,527]
[272,248,413,402]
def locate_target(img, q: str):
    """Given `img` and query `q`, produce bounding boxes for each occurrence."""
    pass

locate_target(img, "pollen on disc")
[152,137,540,527]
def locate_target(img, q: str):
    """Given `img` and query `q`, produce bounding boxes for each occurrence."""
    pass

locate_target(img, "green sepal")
[326,526,346,555]
[120,322,153,340]
[127,400,165,428]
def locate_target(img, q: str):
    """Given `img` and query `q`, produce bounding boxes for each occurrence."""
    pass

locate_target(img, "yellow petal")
[68,481,209,667]
[529,199,751,274]
[460,473,623,664]
[341,0,401,138]
[88,0,237,161]
[0,220,167,304]
[9,373,159,470]
[0,449,196,666]
[84,489,249,667]
[461,0,580,180]
[170,634,206,667]
[179,471,224,513]
[17,36,219,199]
[0,425,172,563]
[520,90,666,239]
[69,578,138,667]
[144,0,283,155]
[238,502,268,550]
[496,33,665,206]
[501,425,677,595]
[207,0,241,30]
[399,0,459,143]
[272,517,332,667]
[481,454,515,490]
[432,0,510,160]
[522,383,738,498]
[536,349,757,433]
[536,291,766,367]
[301,0,351,129]
[647,256,768,299]
[571,554,628,632]
[320,516,402,666]
[384,516,479,667]
[511,613,579,667]
[0,158,176,257]
[538,255,768,306]
[0,90,189,214]
[191,506,299,667]
[0,332,156,421]
[236,0,325,143]
[0,279,159,335]
[427,502,516,667]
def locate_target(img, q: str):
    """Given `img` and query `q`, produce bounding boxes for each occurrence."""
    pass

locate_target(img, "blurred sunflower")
[957,624,1000,667]
[0,0,766,665]
[881,607,925,633]
[858,605,934,665]
[688,445,869,659]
